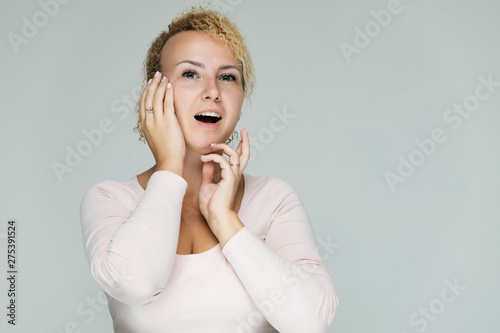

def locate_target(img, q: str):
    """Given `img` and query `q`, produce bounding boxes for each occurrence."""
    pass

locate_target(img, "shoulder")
[246,172,298,192]
[80,176,141,208]
[244,173,302,207]
[242,173,310,236]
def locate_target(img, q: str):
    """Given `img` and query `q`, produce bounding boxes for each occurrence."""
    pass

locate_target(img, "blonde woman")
[80,6,338,332]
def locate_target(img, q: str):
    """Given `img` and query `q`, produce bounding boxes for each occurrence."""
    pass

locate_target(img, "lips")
[195,118,222,129]
[194,114,221,123]
[194,108,223,125]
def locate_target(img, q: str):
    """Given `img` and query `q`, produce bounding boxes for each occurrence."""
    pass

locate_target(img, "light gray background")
[1,0,499,332]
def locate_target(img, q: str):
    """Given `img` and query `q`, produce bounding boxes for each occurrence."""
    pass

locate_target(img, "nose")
[202,77,221,102]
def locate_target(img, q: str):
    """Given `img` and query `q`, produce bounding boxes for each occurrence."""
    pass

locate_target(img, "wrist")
[214,210,244,248]
[155,161,184,177]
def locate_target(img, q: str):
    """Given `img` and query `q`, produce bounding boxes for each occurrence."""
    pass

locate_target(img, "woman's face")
[159,30,244,154]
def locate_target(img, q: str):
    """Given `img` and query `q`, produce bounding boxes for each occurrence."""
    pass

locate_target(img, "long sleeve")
[221,177,338,332]
[79,171,187,306]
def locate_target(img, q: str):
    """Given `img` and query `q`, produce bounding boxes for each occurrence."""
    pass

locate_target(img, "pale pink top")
[79,171,338,332]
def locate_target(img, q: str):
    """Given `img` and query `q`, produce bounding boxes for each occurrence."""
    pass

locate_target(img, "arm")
[79,170,187,305]
[221,178,338,332]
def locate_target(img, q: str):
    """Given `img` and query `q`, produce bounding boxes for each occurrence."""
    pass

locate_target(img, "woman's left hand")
[199,128,250,242]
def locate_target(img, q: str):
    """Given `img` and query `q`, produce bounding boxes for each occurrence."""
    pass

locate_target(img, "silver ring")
[146,107,154,113]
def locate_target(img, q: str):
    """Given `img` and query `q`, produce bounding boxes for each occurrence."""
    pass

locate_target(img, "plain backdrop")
[1,0,499,332]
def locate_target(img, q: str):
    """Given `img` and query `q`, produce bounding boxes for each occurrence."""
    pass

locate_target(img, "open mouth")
[194,112,222,124]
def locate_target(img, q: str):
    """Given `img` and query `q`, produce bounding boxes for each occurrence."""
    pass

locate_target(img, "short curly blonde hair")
[133,5,255,143]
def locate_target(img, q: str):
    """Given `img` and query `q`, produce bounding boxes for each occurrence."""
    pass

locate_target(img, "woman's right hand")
[139,71,185,176]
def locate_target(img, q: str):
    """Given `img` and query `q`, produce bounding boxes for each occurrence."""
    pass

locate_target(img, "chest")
[107,248,278,332]
[176,204,219,255]
[177,180,245,254]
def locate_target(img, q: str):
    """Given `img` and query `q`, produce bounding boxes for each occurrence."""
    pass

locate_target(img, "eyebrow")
[176,60,241,73]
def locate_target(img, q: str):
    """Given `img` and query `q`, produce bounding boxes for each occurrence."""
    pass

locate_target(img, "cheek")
[172,87,197,113]
[221,83,244,99]
[225,90,244,112]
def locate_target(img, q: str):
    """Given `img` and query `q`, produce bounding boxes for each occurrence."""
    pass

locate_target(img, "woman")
[80,6,338,332]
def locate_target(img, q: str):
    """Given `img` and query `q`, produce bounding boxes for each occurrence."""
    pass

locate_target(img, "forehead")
[160,30,238,69]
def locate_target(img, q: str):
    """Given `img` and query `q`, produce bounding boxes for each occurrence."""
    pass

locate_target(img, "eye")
[182,70,198,79]
[220,74,237,81]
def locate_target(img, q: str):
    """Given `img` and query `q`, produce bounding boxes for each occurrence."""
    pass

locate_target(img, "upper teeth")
[196,112,221,118]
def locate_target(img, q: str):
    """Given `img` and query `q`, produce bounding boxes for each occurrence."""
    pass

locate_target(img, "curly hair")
[133,5,255,144]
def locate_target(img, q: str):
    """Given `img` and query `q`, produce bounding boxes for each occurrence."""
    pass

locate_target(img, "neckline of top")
[131,172,250,258]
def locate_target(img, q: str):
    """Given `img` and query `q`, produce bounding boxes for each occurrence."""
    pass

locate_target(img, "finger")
[139,80,149,126]
[164,78,174,117]
[238,128,251,171]
[209,143,240,169]
[144,71,162,124]
[201,159,215,187]
[153,75,168,123]
[200,154,234,180]
[235,128,245,157]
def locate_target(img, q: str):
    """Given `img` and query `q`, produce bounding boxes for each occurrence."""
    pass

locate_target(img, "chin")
[184,132,230,154]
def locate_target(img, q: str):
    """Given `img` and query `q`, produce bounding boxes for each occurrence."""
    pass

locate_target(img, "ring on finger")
[230,162,240,167]
[146,106,154,113]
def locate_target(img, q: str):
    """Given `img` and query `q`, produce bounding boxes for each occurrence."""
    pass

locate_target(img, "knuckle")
[147,84,157,94]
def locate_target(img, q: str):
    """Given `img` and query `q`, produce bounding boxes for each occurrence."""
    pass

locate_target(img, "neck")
[153,148,223,192]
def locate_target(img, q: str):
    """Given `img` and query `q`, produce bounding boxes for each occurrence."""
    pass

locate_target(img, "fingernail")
[167,82,172,88]
[210,143,217,146]
[147,78,152,85]
[161,76,166,82]
[154,71,160,77]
